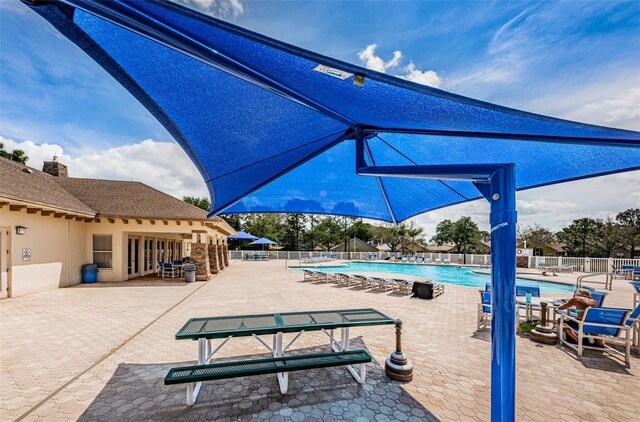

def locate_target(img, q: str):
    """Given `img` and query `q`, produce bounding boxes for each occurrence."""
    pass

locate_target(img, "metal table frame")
[175,308,395,405]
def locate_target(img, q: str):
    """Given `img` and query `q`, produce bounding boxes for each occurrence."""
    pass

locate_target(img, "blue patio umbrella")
[227,231,258,241]
[249,237,278,251]
[23,1,640,420]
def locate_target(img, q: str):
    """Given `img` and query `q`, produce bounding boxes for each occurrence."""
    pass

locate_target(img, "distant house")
[0,156,235,298]
[331,238,378,252]
[516,242,566,257]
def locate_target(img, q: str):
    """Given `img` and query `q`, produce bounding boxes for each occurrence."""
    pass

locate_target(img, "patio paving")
[1,261,638,421]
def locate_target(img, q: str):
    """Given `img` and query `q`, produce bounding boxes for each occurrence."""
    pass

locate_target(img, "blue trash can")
[82,264,98,283]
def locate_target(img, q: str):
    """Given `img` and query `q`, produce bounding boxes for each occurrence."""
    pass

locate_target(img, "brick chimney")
[42,155,68,177]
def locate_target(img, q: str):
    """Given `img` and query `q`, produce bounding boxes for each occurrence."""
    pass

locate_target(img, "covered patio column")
[223,242,229,266]
[191,232,210,281]
[217,240,225,270]
[208,239,219,274]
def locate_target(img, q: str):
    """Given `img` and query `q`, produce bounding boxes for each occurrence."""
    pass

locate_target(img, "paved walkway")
[1,262,638,421]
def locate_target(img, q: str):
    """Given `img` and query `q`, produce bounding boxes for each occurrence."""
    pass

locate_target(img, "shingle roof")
[0,157,231,226]
[55,177,211,220]
[0,157,95,215]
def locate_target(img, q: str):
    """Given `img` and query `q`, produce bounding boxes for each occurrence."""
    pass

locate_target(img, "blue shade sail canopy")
[227,231,258,240]
[26,0,640,223]
[249,238,277,245]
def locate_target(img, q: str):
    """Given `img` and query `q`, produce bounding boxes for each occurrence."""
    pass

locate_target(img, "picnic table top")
[175,308,395,340]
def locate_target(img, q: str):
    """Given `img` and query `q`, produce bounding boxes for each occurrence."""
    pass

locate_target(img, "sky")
[1,0,639,236]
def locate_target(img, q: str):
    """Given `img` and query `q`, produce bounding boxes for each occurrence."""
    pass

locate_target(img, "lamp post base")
[385,352,413,382]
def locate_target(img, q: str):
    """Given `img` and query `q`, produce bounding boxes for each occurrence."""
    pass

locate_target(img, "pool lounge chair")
[350,274,369,288]
[625,304,640,352]
[424,258,432,264]
[434,258,442,264]
[391,278,413,294]
[477,290,492,330]
[559,307,633,365]
[416,257,424,264]
[443,258,451,264]
[368,276,389,290]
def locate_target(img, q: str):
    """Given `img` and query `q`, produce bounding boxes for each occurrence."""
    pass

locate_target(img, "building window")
[93,235,112,269]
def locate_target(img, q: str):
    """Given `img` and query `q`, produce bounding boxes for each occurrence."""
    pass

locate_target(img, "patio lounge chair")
[424,258,432,264]
[443,258,451,264]
[477,290,492,330]
[368,276,389,290]
[391,278,413,294]
[350,274,369,288]
[558,307,633,365]
[333,273,351,286]
[435,258,442,264]
[633,267,640,282]
[408,256,416,264]
[416,257,424,264]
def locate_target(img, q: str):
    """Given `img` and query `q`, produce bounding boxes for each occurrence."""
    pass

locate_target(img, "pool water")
[297,262,576,293]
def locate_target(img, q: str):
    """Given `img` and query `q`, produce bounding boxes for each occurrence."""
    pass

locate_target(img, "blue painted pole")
[488,164,517,421]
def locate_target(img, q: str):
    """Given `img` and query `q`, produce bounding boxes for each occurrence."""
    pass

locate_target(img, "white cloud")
[522,72,640,131]
[412,170,640,238]
[171,0,244,18]
[1,136,209,199]
[402,62,443,88]
[357,44,442,88]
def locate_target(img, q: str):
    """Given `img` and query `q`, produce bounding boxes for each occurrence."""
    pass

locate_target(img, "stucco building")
[0,156,235,298]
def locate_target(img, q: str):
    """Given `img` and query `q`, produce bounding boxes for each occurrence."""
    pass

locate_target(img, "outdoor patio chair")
[424,258,432,264]
[625,304,640,352]
[558,307,632,365]
[408,256,416,264]
[416,257,424,264]
[588,290,608,308]
[633,267,640,282]
[443,258,451,264]
[435,258,442,264]
[161,262,179,278]
[632,282,640,308]
[477,290,492,330]
[391,278,413,294]
[367,276,388,290]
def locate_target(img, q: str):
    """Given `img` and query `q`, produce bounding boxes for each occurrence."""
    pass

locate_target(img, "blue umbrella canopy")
[249,237,277,245]
[23,1,640,419]
[26,0,640,224]
[227,231,258,241]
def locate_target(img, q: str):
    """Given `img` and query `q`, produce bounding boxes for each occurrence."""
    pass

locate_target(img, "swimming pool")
[297,262,577,293]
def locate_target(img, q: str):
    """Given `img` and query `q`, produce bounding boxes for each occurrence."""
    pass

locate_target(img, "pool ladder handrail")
[576,272,613,291]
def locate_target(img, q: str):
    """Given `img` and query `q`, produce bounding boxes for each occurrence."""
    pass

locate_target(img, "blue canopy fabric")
[249,238,277,245]
[227,231,258,241]
[27,0,640,223]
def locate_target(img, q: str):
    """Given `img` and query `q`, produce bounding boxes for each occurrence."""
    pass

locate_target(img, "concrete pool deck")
[1,260,638,421]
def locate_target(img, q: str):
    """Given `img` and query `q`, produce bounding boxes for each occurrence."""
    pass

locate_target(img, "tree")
[616,208,640,258]
[182,196,211,211]
[517,224,556,249]
[404,221,425,253]
[431,216,484,254]
[0,142,29,164]
[347,220,374,243]
[242,214,285,245]
[221,214,243,230]
[556,218,602,257]
[314,217,343,251]
[281,214,307,250]
[595,218,621,257]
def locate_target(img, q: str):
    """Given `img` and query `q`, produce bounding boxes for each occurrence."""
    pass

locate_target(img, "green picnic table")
[167,308,395,405]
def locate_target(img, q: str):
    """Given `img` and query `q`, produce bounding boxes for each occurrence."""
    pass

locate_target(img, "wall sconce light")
[16,226,27,235]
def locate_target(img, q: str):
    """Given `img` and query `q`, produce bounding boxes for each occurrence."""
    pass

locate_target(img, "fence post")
[535,256,539,268]
[607,257,613,272]
[584,258,591,273]
[558,256,563,267]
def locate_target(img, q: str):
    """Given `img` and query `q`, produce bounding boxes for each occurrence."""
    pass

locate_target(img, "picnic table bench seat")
[165,350,371,386]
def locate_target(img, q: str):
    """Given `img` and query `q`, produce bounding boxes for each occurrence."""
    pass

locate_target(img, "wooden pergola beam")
[54,212,66,218]
[26,208,40,214]
[41,210,54,216]
[9,205,27,211]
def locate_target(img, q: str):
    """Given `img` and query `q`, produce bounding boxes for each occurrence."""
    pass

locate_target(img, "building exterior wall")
[1,207,230,296]
[0,208,87,297]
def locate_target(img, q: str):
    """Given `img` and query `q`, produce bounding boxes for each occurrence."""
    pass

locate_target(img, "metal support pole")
[384,319,413,382]
[487,164,517,422]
